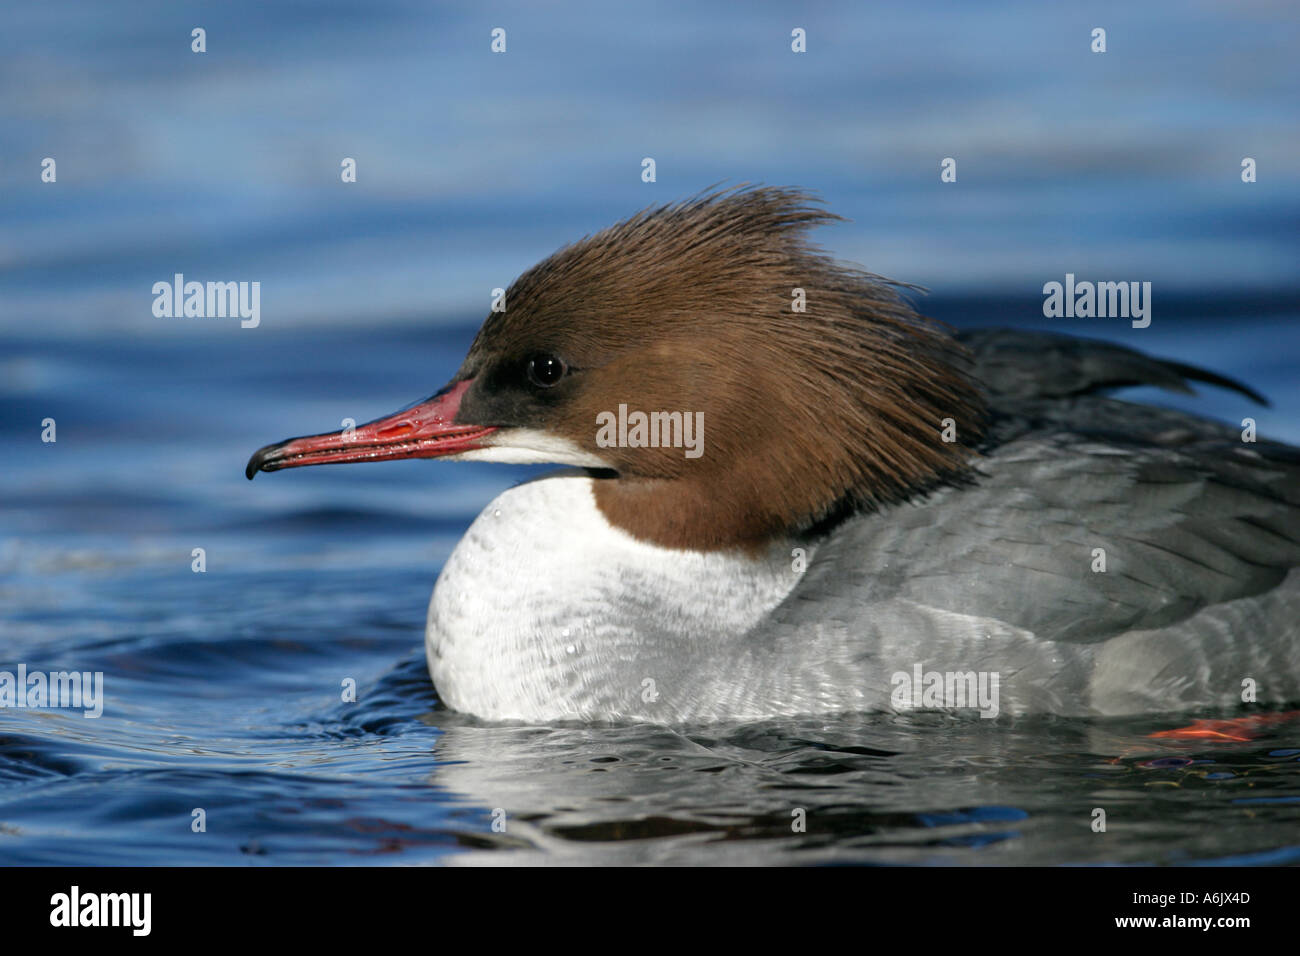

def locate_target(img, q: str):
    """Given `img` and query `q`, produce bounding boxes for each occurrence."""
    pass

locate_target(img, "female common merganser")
[246,187,1300,723]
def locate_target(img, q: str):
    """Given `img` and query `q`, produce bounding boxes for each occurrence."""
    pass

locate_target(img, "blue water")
[2,1,1298,865]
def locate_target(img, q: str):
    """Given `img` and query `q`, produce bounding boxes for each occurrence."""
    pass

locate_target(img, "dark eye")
[525,353,567,388]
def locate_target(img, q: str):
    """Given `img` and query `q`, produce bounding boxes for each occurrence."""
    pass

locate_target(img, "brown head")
[246,186,987,552]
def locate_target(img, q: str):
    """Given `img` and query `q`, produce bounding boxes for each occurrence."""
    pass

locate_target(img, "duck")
[246,186,1300,723]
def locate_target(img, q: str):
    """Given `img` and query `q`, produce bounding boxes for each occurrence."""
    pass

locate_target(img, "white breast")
[425,471,803,722]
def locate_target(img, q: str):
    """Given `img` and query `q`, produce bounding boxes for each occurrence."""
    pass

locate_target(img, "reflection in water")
[427,691,1300,866]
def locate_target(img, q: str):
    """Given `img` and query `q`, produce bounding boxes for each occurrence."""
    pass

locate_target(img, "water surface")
[2,0,1298,865]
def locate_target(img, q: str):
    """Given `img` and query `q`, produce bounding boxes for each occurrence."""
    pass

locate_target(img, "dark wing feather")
[804,329,1300,643]
[955,328,1269,404]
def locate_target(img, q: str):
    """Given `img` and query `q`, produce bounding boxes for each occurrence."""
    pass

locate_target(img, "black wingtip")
[1165,360,1271,407]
